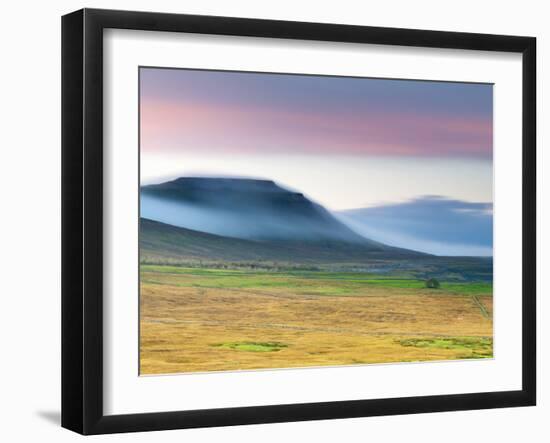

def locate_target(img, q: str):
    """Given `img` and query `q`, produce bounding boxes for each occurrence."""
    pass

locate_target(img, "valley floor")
[139,266,493,374]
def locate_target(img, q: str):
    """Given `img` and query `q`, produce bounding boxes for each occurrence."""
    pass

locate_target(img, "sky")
[140,67,492,210]
[139,67,493,255]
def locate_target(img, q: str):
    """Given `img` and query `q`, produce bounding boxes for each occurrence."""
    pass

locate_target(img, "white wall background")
[0,0,546,441]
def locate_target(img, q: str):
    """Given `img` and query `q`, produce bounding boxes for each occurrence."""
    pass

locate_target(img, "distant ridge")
[141,177,386,247]
[337,195,493,256]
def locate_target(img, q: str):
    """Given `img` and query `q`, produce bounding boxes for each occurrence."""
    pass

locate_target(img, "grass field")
[140,265,493,374]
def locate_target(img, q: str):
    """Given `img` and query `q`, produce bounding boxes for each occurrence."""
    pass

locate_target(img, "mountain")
[337,196,493,256]
[140,218,425,264]
[141,177,382,247]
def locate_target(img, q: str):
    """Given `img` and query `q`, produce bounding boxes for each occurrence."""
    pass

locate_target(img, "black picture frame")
[62,8,536,435]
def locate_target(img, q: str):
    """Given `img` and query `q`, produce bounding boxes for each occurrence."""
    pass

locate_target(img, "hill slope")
[140,218,426,264]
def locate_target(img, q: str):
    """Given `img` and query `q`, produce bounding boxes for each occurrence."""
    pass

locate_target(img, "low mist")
[337,196,493,256]
[140,184,365,244]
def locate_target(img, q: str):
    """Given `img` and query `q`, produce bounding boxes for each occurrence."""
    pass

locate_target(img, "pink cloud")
[140,98,492,158]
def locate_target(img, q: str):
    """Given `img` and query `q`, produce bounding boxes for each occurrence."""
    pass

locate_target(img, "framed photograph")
[62,8,536,435]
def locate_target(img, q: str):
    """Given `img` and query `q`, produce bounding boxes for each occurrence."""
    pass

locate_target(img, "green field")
[141,265,492,296]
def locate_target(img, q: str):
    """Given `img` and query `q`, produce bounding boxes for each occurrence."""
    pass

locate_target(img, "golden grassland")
[139,266,493,374]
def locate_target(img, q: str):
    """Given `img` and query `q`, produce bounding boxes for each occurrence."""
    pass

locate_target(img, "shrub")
[425,278,440,289]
